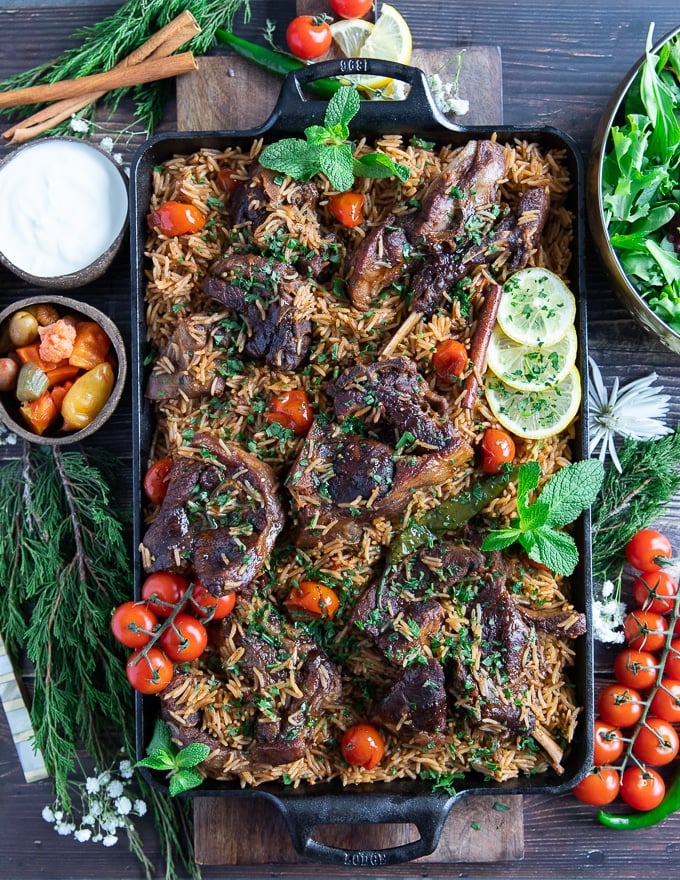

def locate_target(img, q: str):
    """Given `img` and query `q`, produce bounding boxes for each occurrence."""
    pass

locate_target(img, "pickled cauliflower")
[38,319,76,363]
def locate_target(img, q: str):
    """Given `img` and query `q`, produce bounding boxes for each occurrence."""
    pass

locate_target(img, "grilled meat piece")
[328,357,453,451]
[141,433,284,596]
[203,253,312,371]
[146,316,226,400]
[519,603,586,638]
[346,216,411,311]
[286,420,472,547]
[227,164,281,228]
[371,659,448,739]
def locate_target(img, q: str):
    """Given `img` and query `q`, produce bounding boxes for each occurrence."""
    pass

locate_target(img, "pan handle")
[265,58,462,135]
[276,791,457,867]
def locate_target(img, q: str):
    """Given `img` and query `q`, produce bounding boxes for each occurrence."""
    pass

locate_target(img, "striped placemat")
[0,634,48,782]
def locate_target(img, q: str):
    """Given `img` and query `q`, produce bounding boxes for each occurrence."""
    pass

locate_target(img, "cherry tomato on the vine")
[572,767,620,806]
[328,192,365,228]
[632,569,678,615]
[597,683,644,728]
[126,647,174,694]
[159,613,208,662]
[143,457,173,506]
[432,339,468,382]
[265,389,313,435]
[480,427,516,474]
[632,717,680,767]
[340,723,385,770]
[613,648,658,691]
[111,601,158,649]
[592,719,625,767]
[147,200,206,236]
[625,528,672,572]
[623,609,668,652]
[141,571,188,616]
[650,678,680,723]
[190,583,237,620]
[286,580,340,620]
[286,15,332,60]
[664,638,680,680]
[619,765,666,811]
[330,0,374,19]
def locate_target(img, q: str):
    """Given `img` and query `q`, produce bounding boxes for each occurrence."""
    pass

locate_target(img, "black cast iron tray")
[129,58,592,868]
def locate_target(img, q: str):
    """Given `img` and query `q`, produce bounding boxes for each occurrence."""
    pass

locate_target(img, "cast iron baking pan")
[129,58,592,868]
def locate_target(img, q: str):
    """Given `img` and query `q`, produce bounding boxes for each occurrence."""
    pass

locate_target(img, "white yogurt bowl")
[0,137,129,289]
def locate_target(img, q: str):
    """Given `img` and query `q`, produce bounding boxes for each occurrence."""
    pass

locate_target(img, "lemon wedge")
[486,324,578,392]
[334,4,413,92]
[484,366,582,440]
[497,267,577,347]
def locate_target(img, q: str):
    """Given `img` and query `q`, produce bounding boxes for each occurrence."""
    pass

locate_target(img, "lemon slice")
[497,267,577,347]
[330,18,374,58]
[484,366,582,440]
[486,324,578,392]
[337,4,413,92]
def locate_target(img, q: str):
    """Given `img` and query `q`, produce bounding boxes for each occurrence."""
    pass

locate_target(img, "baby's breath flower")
[74,828,92,843]
[69,115,91,134]
[89,800,103,817]
[115,796,132,816]
[97,770,111,786]
[99,136,114,153]
[42,806,55,823]
[81,814,95,826]
[56,822,75,836]
[102,835,118,847]
[133,799,147,817]
[118,760,134,779]
[85,776,100,794]
[592,597,626,644]
[106,779,124,798]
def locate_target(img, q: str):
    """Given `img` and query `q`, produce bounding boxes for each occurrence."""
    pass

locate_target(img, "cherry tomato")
[623,609,668,652]
[141,572,188,616]
[126,647,174,694]
[632,569,678,615]
[265,389,313,435]
[143,457,173,506]
[664,638,680,679]
[649,678,680,723]
[625,528,672,571]
[286,15,332,60]
[159,613,208,662]
[147,200,206,236]
[340,723,385,770]
[572,767,620,806]
[432,339,468,382]
[619,765,666,812]
[328,192,365,228]
[111,601,158,649]
[330,0,374,19]
[633,717,680,766]
[190,582,237,620]
[592,720,625,767]
[480,427,516,474]
[217,168,240,193]
[286,580,340,620]
[613,648,658,691]
[597,683,644,728]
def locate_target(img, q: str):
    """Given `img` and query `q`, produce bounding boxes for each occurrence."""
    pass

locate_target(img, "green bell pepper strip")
[214,30,342,99]
[598,771,680,829]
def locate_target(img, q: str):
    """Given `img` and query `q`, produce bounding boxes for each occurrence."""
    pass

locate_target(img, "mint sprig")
[481,459,604,576]
[136,719,210,797]
[259,86,410,192]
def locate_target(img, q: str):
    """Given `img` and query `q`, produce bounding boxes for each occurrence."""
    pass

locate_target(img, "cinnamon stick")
[0,52,198,111]
[460,281,503,410]
[3,11,201,144]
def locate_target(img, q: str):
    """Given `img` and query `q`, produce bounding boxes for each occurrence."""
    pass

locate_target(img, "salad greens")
[602,25,680,330]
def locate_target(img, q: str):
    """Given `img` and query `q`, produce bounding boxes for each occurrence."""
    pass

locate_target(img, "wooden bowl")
[0,295,127,446]
[588,24,680,355]
[0,138,129,289]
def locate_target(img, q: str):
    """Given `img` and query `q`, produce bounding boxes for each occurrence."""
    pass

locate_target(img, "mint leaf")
[518,498,550,531]
[259,139,323,181]
[324,85,360,129]
[176,743,211,769]
[169,767,204,797]
[516,461,541,517]
[353,152,410,181]
[305,124,333,145]
[481,529,523,551]
[320,143,355,191]
[136,752,176,771]
[146,718,173,755]
[538,459,604,526]
[528,527,579,576]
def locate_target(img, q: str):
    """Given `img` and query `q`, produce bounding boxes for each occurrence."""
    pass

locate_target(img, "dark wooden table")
[2,1,680,878]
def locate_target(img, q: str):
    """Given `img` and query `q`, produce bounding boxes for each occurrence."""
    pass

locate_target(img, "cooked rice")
[142,134,581,788]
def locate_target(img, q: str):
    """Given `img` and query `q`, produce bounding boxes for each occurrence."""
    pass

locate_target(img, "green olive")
[61,362,115,431]
[8,310,39,347]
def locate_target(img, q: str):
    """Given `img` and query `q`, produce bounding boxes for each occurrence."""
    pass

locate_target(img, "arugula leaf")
[481,459,604,576]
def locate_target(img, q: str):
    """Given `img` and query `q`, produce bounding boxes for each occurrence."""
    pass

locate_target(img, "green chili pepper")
[598,771,680,829]
[214,30,341,99]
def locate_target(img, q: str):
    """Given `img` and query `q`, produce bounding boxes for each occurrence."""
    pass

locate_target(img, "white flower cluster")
[42,759,146,848]
[592,579,626,644]
[68,114,135,166]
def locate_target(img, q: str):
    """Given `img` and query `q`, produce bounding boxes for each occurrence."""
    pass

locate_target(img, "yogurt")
[0,139,128,278]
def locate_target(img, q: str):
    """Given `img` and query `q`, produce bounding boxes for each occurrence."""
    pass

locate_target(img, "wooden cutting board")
[177,15,519,867]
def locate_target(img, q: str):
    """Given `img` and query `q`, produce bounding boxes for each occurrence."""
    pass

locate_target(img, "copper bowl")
[588,24,680,355]
[0,295,127,446]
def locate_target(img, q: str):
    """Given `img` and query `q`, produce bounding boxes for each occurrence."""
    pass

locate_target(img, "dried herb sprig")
[0,0,251,135]
[0,443,198,880]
